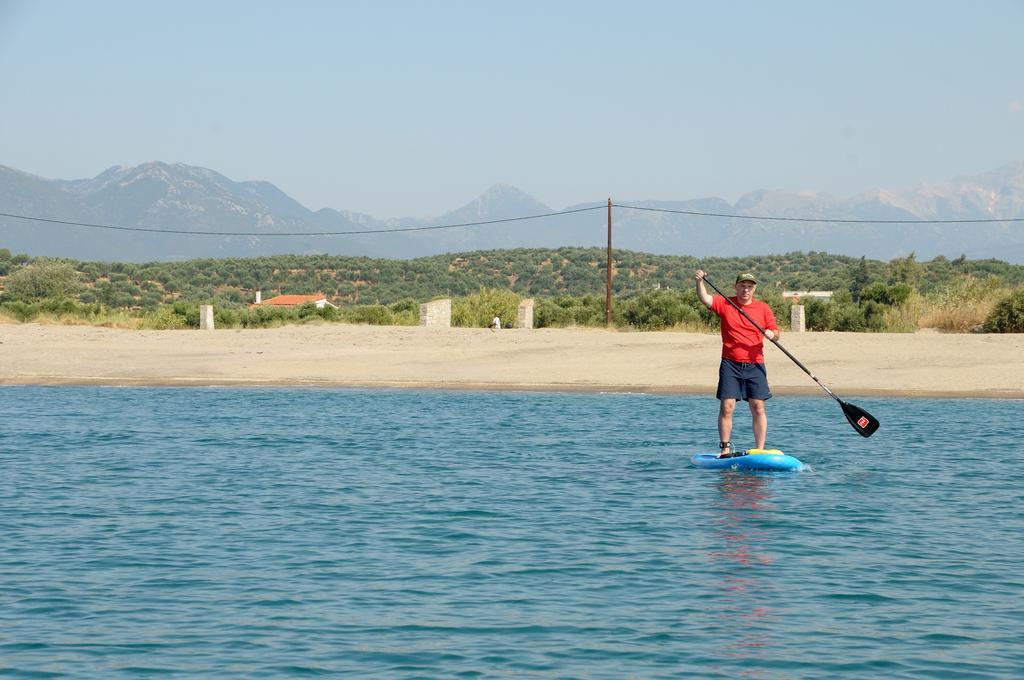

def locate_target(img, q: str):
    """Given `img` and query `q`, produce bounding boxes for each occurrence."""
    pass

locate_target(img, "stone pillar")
[517,299,534,329]
[419,299,452,327]
[199,305,215,330]
[790,304,805,333]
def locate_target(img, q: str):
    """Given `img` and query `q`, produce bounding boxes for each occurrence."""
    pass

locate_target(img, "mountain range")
[2,160,1023,263]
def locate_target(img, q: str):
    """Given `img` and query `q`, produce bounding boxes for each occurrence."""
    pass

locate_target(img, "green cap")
[736,272,757,284]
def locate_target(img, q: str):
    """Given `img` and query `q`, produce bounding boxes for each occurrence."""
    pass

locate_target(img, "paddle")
[701,274,880,437]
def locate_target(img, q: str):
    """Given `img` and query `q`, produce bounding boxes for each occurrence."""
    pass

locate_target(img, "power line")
[614,203,1024,223]
[0,206,606,237]
[2,201,1022,240]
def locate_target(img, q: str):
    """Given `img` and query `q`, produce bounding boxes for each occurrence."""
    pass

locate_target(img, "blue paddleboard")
[690,448,804,472]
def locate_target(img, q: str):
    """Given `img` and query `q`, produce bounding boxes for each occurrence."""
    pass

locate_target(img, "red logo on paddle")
[857,416,869,428]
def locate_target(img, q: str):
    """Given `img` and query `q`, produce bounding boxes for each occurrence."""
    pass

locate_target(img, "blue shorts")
[717,359,772,402]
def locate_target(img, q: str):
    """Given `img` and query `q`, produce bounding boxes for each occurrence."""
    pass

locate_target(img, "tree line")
[1,246,1023,332]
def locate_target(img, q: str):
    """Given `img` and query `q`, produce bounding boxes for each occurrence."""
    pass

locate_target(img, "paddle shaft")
[701,275,841,404]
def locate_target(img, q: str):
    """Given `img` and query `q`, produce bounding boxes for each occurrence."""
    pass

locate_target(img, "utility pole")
[606,197,613,326]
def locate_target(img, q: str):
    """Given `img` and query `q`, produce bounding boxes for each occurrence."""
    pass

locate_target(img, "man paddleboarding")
[696,270,781,457]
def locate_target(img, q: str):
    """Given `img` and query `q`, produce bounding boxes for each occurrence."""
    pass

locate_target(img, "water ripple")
[0,387,1021,678]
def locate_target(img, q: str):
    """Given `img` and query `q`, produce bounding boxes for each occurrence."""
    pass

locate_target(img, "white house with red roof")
[253,291,337,309]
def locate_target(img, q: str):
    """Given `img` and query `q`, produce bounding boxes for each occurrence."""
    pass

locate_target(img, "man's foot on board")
[716,442,732,458]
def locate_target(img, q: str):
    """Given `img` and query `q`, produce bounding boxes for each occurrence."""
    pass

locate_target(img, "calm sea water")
[1,386,1021,679]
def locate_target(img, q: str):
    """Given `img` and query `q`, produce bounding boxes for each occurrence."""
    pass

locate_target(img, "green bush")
[345,304,395,325]
[860,300,889,331]
[535,294,610,328]
[860,282,912,306]
[141,305,189,330]
[2,301,39,322]
[317,305,340,322]
[389,298,418,315]
[570,294,609,326]
[172,301,201,328]
[888,283,913,306]
[386,299,419,325]
[0,297,114,324]
[620,289,703,330]
[983,289,1024,332]
[452,288,520,328]
[37,297,79,316]
[535,297,576,327]
[804,296,834,330]
[3,260,81,301]
[214,307,243,328]
[805,289,901,332]
[804,292,864,331]
[241,304,294,327]
[297,302,321,320]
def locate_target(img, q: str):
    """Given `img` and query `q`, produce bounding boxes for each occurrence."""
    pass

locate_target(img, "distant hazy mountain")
[0,162,371,262]
[1,160,1023,263]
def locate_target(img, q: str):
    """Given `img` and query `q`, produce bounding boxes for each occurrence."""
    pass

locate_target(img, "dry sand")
[1,322,1022,399]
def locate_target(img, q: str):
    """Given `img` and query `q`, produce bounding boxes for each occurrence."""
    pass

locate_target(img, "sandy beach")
[1,322,1022,399]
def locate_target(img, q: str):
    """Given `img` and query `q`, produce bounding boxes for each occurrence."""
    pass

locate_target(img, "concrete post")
[790,304,806,333]
[199,305,215,330]
[419,299,452,327]
[517,299,534,329]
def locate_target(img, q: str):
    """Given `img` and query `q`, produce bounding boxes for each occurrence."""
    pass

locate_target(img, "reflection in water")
[706,473,778,675]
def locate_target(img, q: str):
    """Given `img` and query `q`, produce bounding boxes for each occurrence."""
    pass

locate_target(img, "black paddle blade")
[840,400,880,437]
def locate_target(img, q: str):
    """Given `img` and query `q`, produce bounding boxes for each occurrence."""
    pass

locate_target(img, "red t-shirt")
[711,296,779,363]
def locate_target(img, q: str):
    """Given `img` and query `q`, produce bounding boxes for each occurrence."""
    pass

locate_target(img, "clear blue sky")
[1,0,1022,217]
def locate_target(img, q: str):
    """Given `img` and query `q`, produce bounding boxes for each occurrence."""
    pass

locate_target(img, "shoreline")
[2,322,1023,399]
[1,376,1020,400]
